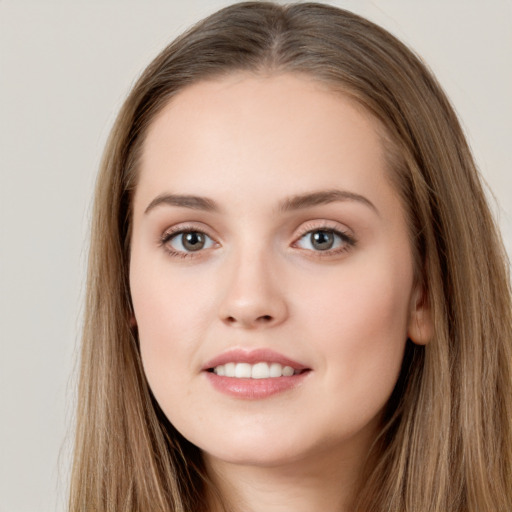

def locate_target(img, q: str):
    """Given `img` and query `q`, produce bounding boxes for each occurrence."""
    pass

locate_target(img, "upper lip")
[202,348,309,371]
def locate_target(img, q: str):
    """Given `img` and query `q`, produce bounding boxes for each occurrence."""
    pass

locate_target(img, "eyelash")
[159,224,215,259]
[292,222,356,257]
[159,222,357,259]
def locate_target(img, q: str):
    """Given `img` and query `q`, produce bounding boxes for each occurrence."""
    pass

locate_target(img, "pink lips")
[202,348,311,400]
[203,348,308,371]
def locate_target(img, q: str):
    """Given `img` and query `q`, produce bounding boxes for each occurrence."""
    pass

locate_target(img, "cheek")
[302,252,412,335]
[131,249,213,337]
[129,252,213,393]
[299,256,413,411]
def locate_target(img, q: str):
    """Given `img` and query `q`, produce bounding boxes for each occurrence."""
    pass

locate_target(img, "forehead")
[143,72,382,156]
[135,72,397,215]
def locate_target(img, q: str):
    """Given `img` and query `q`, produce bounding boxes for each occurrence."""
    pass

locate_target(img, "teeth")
[235,363,251,378]
[252,362,269,379]
[269,362,282,377]
[213,362,298,378]
[282,365,294,377]
[224,362,236,377]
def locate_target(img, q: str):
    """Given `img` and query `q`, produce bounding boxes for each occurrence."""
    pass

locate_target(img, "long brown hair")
[70,3,512,511]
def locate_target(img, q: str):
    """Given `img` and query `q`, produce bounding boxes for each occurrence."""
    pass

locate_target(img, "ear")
[407,284,433,345]
[129,314,138,328]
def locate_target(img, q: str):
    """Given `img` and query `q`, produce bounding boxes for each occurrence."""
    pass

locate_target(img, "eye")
[295,228,354,253]
[163,230,216,253]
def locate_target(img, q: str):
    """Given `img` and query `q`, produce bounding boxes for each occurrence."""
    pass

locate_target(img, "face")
[129,73,429,470]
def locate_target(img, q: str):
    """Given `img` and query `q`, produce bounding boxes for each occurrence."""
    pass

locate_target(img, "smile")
[203,348,311,399]
[211,362,301,378]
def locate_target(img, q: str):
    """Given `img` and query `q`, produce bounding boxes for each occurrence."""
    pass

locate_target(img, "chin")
[184,425,309,468]
[203,443,309,468]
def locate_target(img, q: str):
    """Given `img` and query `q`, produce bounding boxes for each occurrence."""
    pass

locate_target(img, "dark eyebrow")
[144,194,219,214]
[278,189,379,215]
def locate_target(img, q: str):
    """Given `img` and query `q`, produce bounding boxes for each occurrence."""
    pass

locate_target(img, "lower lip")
[204,371,310,400]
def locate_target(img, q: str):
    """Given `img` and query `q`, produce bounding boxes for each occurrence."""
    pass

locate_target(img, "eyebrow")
[144,194,219,214]
[278,189,379,215]
[144,189,378,216]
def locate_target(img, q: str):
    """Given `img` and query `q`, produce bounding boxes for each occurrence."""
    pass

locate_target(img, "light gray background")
[1,1,510,511]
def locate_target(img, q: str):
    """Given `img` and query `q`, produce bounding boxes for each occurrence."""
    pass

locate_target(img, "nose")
[218,250,288,329]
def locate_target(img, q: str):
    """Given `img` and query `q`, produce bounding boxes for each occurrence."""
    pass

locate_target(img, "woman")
[70,2,512,511]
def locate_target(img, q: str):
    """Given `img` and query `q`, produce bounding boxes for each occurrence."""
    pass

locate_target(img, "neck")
[204,441,372,512]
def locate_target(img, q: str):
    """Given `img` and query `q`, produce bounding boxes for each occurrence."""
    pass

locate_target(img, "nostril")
[222,314,275,327]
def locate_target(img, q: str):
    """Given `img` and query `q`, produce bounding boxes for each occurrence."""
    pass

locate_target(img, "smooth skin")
[129,73,432,512]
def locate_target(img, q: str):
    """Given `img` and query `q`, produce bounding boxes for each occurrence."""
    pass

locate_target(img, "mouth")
[207,362,305,378]
[202,349,311,399]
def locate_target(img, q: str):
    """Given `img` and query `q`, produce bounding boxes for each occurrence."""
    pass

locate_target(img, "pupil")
[183,232,204,251]
[312,231,334,250]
